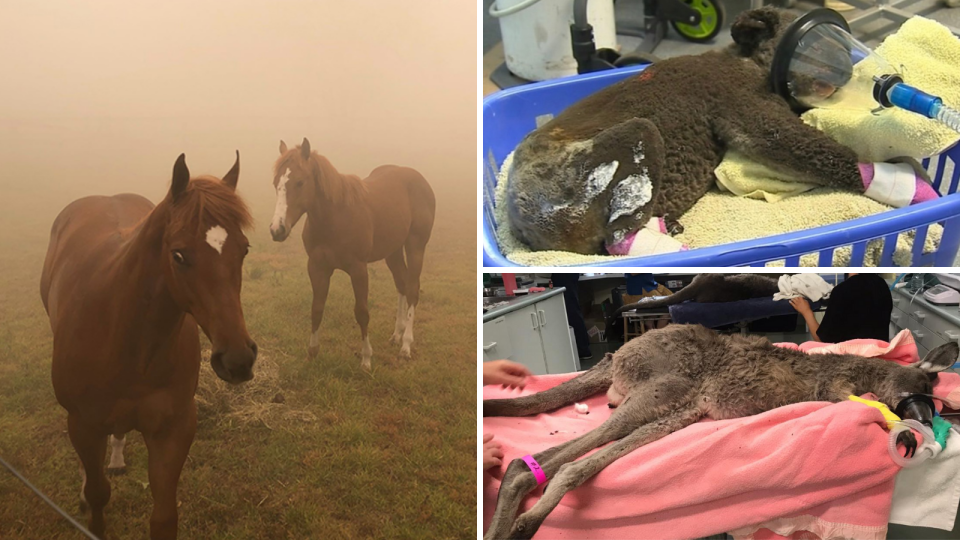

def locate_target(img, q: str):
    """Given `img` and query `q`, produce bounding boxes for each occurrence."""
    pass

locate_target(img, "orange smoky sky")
[0,0,476,223]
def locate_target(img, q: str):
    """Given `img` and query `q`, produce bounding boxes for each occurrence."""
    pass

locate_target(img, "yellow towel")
[716,16,960,201]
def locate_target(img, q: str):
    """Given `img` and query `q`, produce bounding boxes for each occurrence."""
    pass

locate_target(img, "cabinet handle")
[915,331,925,339]
[538,309,546,326]
[531,312,539,330]
[893,297,900,306]
[892,314,900,321]
[945,331,960,341]
[914,311,926,321]
[483,342,497,351]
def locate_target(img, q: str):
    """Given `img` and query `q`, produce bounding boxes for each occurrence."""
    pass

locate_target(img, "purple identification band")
[522,454,547,484]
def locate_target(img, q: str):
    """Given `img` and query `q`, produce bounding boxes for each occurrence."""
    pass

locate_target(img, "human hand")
[483,360,532,389]
[789,297,813,316]
[483,433,504,470]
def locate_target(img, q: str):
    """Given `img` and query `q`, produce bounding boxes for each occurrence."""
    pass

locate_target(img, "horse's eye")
[172,250,186,265]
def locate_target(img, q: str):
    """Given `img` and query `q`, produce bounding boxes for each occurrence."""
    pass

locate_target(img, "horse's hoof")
[79,499,88,513]
[107,466,126,476]
[361,360,372,372]
[307,345,319,359]
[390,333,402,345]
[399,347,412,359]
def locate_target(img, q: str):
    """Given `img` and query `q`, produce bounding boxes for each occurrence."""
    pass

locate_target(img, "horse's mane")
[274,150,366,206]
[169,176,253,232]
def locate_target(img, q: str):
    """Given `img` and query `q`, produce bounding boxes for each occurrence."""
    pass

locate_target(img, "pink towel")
[482,332,960,540]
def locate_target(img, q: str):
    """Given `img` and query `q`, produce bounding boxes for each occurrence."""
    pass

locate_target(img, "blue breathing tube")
[873,74,960,133]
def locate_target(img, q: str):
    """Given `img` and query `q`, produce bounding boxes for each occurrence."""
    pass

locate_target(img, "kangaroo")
[613,273,781,317]
[483,324,958,540]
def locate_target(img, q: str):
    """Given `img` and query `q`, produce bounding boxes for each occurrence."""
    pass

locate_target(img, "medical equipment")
[770,9,960,134]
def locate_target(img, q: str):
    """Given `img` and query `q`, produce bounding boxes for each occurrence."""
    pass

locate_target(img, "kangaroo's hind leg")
[484,374,696,540]
[507,404,704,540]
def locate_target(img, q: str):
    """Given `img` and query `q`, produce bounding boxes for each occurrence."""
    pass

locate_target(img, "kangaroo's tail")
[483,354,614,417]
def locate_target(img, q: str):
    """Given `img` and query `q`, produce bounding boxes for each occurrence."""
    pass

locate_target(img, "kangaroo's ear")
[918,342,959,373]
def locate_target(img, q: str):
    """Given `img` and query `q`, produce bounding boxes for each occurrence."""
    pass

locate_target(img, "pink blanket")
[482,331,960,540]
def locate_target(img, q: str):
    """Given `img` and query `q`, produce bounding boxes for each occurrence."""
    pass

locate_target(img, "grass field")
[0,178,477,539]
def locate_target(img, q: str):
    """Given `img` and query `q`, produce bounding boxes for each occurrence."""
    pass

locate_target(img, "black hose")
[574,0,589,28]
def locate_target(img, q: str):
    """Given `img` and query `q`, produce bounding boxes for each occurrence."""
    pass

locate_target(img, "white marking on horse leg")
[390,294,407,344]
[107,434,126,472]
[79,461,88,510]
[270,171,290,236]
[361,335,373,371]
[400,305,416,358]
[308,327,321,358]
[205,225,228,254]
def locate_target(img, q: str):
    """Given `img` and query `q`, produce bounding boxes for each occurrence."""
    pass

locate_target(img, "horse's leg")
[384,249,407,345]
[107,433,126,475]
[68,414,110,537]
[346,262,372,370]
[142,399,197,540]
[307,256,333,360]
[400,236,427,359]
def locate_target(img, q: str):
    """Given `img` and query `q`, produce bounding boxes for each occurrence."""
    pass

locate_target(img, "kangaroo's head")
[878,341,958,418]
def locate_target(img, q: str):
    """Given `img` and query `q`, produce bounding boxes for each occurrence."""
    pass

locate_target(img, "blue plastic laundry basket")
[481,64,960,267]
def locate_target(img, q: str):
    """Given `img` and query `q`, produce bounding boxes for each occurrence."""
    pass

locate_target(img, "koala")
[505,7,938,255]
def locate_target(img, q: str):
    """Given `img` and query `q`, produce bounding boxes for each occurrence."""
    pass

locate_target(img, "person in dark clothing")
[551,273,593,360]
[790,273,893,343]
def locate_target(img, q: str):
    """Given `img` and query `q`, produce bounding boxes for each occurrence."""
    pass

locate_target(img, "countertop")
[482,288,566,322]
[894,286,960,327]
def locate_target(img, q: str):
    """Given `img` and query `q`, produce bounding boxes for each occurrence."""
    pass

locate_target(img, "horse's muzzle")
[270,224,288,242]
[211,341,258,384]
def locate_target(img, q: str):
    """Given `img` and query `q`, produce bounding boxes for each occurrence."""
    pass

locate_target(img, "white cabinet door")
[503,305,549,375]
[535,293,578,374]
[482,317,514,363]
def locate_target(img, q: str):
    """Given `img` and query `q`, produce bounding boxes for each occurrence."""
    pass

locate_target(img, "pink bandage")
[522,454,547,484]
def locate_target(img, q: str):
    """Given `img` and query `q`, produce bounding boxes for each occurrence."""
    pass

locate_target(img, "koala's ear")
[731,8,782,54]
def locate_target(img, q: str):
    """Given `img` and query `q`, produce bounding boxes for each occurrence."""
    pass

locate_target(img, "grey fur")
[505,8,873,255]
[483,324,958,539]
[612,273,781,317]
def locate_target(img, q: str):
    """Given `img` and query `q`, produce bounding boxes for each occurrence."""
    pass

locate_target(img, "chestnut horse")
[40,152,258,539]
[269,138,435,370]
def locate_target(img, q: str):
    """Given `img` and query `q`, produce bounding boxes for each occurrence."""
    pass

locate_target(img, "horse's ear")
[279,140,288,155]
[222,150,240,190]
[300,137,311,160]
[170,153,190,201]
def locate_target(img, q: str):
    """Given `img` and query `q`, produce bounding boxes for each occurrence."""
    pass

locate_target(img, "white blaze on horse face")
[205,225,228,254]
[270,171,290,234]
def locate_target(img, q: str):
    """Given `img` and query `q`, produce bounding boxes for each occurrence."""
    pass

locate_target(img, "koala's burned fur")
[506,7,866,255]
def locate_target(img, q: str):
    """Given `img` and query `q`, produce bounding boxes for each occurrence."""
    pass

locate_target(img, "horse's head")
[162,152,258,384]
[270,138,318,242]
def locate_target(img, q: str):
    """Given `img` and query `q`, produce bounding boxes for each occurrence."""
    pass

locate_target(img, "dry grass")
[0,177,477,539]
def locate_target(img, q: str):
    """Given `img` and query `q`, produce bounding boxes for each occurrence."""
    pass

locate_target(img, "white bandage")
[864,162,917,208]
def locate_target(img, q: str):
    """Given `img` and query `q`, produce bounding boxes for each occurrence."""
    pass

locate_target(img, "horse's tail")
[483,354,614,417]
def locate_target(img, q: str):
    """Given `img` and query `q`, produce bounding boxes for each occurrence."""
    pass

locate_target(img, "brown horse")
[40,152,257,539]
[269,138,435,370]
